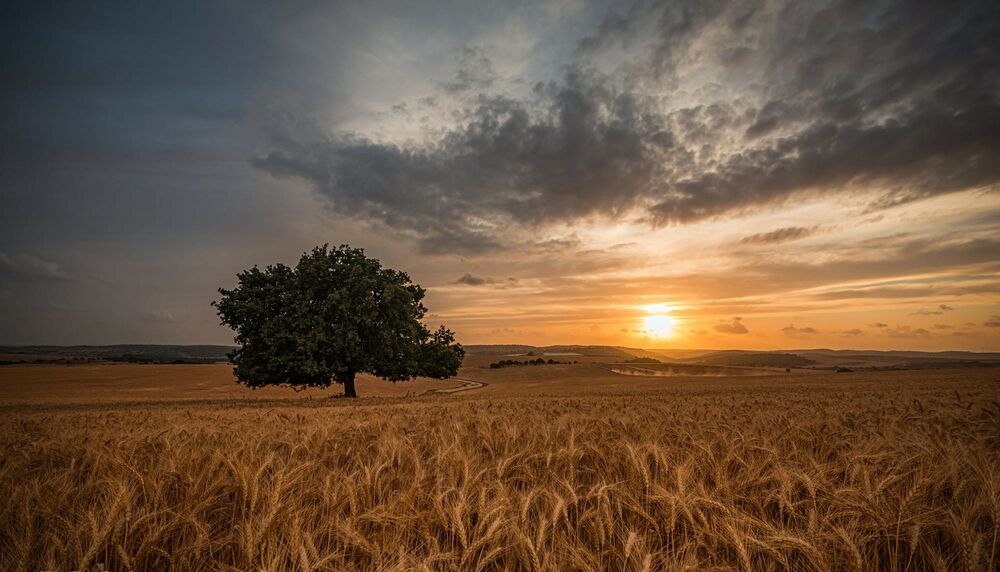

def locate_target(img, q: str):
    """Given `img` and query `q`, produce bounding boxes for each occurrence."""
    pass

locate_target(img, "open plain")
[2,361,998,571]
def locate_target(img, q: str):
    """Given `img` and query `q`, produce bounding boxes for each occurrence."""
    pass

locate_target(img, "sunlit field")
[2,364,998,570]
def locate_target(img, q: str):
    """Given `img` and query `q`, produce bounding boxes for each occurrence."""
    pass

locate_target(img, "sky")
[1,0,999,351]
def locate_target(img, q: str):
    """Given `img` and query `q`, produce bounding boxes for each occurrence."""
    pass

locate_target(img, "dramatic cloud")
[3,1,999,350]
[739,226,819,245]
[0,253,69,281]
[256,0,1000,254]
[254,69,676,253]
[714,317,749,335]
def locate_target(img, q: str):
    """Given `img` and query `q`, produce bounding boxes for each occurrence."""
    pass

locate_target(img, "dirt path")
[419,377,487,396]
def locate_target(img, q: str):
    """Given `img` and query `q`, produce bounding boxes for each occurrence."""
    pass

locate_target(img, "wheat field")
[2,369,999,570]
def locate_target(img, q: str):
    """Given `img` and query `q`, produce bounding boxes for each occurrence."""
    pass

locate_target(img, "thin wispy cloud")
[782,325,820,336]
[739,226,821,246]
[911,304,957,315]
[0,253,70,281]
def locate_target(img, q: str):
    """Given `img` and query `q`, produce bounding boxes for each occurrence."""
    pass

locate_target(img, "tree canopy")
[213,245,464,397]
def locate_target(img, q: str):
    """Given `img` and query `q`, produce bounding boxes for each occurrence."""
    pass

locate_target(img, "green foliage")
[213,245,464,396]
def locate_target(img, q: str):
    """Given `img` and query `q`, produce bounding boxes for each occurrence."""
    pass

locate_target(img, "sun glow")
[637,302,681,339]
[642,314,677,338]
[640,303,676,314]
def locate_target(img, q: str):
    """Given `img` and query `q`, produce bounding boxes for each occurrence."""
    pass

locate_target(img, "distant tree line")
[0,356,220,365]
[103,355,221,364]
[622,357,661,364]
[489,358,577,369]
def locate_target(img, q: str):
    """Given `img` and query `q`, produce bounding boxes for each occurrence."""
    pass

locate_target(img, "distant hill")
[644,348,719,360]
[465,345,637,358]
[0,345,234,364]
[685,351,815,368]
[463,345,1000,371]
[4,344,998,369]
[792,349,1000,369]
[464,344,722,360]
[798,349,1000,360]
[463,344,553,356]
[680,349,1000,369]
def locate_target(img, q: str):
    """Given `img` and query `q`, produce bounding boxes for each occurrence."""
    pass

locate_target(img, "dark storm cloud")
[639,0,1000,219]
[651,104,1000,223]
[255,69,676,253]
[257,0,1000,253]
[739,226,819,245]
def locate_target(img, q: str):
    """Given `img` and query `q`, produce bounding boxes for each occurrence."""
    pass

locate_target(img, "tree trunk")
[342,371,357,398]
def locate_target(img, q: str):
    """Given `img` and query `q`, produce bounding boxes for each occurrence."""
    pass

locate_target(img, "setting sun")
[642,314,677,338]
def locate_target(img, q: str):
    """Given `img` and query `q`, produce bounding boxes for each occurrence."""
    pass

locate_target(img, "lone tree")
[213,245,464,398]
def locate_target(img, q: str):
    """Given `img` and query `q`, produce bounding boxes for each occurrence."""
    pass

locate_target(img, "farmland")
[1,359,998,570]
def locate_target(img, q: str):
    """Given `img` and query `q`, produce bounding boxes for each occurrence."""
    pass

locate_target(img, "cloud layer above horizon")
[1,0,998,349]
